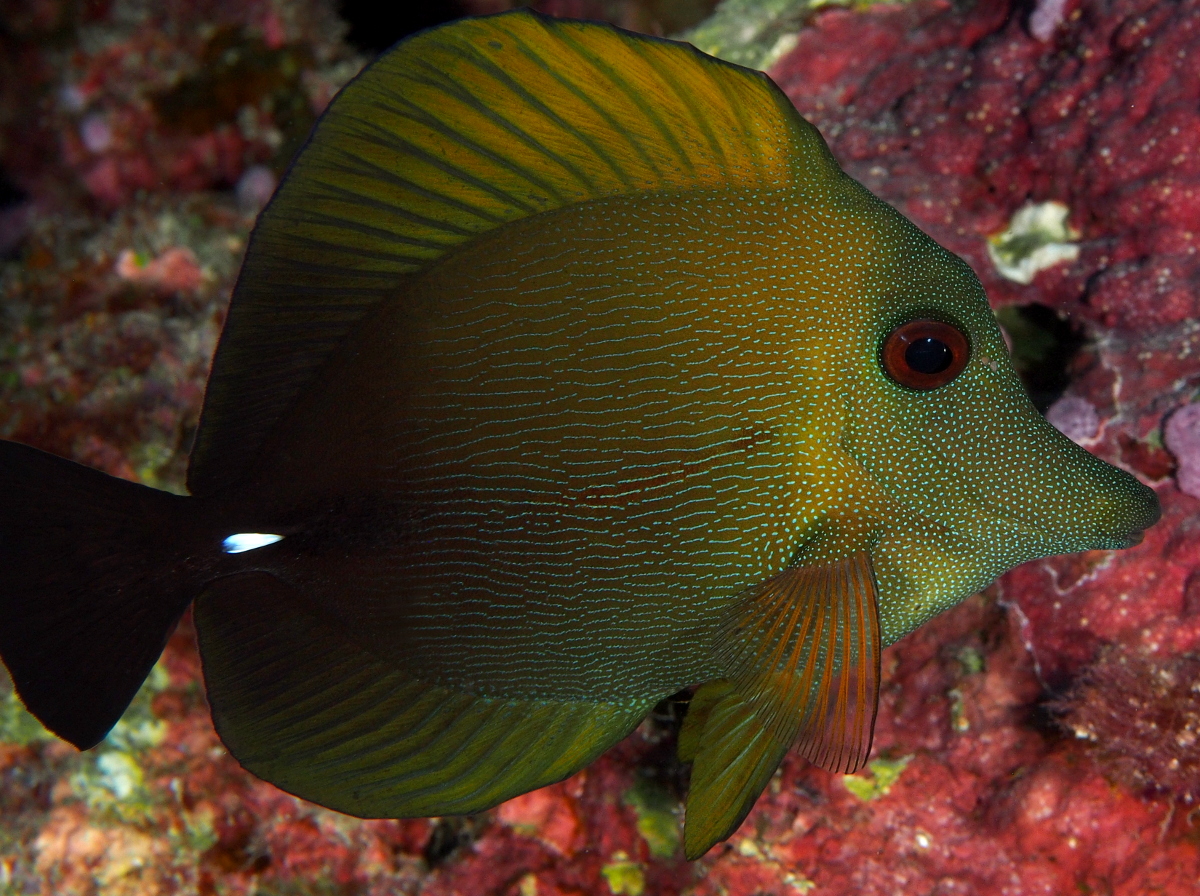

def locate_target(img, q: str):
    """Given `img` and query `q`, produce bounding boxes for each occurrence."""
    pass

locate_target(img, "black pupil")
[905,337,952,374]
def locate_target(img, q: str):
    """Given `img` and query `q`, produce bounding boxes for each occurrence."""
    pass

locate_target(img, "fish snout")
[1118,480,1161,546]
[1081,469,1160,551]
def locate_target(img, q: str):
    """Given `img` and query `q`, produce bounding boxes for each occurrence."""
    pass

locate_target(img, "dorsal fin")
[187,9,841,495]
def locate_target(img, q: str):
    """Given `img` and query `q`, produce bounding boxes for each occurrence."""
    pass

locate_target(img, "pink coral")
[234,165,276,216]
[115,248,204,295]
[496,786,585,856]
[1045,394,1100,443]
[1028,0,1075,41]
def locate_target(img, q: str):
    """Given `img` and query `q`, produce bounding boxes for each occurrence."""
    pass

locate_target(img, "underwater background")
[1,0,1198,893]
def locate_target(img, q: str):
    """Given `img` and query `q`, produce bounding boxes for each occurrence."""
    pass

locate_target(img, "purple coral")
[235,164,277,216]
[1164,403,1200,498]
[1028,0,1073,42]
[1045,395,1099,444]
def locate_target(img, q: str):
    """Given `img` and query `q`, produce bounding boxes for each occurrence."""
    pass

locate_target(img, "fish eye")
[880,319,970,391]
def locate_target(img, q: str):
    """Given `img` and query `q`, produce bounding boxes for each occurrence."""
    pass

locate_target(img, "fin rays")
[409,52,599,197]
[548,28,693,175]
[354,93,560,210]
[486,31,640,186]
[717,551,881,775]
[322,134,516,225]
[499,29,654,183]
[682,684,790,860]
[683,553,882,857]
[197,573,649,818]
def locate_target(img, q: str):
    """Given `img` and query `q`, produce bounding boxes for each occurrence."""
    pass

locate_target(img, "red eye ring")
[881,319,970,391]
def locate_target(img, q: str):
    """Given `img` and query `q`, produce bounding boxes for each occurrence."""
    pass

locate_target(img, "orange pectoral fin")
[681,553,882,858]
[718,551,882,774]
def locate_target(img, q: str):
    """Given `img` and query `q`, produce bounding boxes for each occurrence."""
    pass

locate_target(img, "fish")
[0,10,1159,859]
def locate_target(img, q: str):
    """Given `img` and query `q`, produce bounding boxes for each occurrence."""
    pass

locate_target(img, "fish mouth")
[958,506,1152,555]
[943,502,1159,561]
[1121,528,1146,548]
[942,478,1161,556]
[1116,511,1158,548]
[852,449,1160,558]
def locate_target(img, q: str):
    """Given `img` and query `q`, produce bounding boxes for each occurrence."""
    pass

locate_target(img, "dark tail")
[0,440,214,749]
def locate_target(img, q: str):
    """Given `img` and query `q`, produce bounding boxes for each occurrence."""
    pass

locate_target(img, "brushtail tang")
[0,11,1159,858]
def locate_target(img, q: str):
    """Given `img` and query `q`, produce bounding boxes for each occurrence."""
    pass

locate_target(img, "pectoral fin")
[718,551,882,772]
[681,552,882,857]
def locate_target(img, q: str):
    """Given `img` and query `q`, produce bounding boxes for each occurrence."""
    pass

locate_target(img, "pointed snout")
[1039,441,1161,553]
[1097,469,1160,549]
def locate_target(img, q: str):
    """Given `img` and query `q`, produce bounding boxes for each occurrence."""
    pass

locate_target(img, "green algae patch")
[842,755,913,801]
[0,679,57,746]
[624,775,682,859]
[69,662,170,819]
[602,852,646,896]
[678,0,814,69]
[678,0,918,70]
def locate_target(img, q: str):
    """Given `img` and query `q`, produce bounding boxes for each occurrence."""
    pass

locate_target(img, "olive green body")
[224,184,1155,707]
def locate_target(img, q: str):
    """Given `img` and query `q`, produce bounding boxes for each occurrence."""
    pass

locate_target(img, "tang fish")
[0,11,1158,858]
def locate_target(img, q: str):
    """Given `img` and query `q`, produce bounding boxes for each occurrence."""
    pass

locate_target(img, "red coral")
[772,0,1200,335]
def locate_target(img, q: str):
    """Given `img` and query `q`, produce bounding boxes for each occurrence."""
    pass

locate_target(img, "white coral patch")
[987,201,1081,285]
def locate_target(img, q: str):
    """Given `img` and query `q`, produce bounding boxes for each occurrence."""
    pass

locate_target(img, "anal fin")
[195,573,650,818]
[681,552,882,858]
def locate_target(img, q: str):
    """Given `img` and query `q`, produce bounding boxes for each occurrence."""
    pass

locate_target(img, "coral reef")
[1044,394,1100,443]
[2,0,1199,894]
[1050,647,1200,804]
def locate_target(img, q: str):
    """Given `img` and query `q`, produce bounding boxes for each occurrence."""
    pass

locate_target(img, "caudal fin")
[0,440,207,749]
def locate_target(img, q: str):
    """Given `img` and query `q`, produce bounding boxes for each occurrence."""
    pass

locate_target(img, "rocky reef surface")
[1,0,1198,894]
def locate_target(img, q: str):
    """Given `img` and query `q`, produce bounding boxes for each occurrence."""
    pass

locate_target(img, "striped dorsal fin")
[187,9,841,494]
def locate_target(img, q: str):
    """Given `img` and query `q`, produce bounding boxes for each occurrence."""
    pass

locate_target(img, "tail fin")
[0,440,207,749]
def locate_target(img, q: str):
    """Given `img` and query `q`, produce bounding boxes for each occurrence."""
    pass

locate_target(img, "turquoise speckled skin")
[227,185,1154,697]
